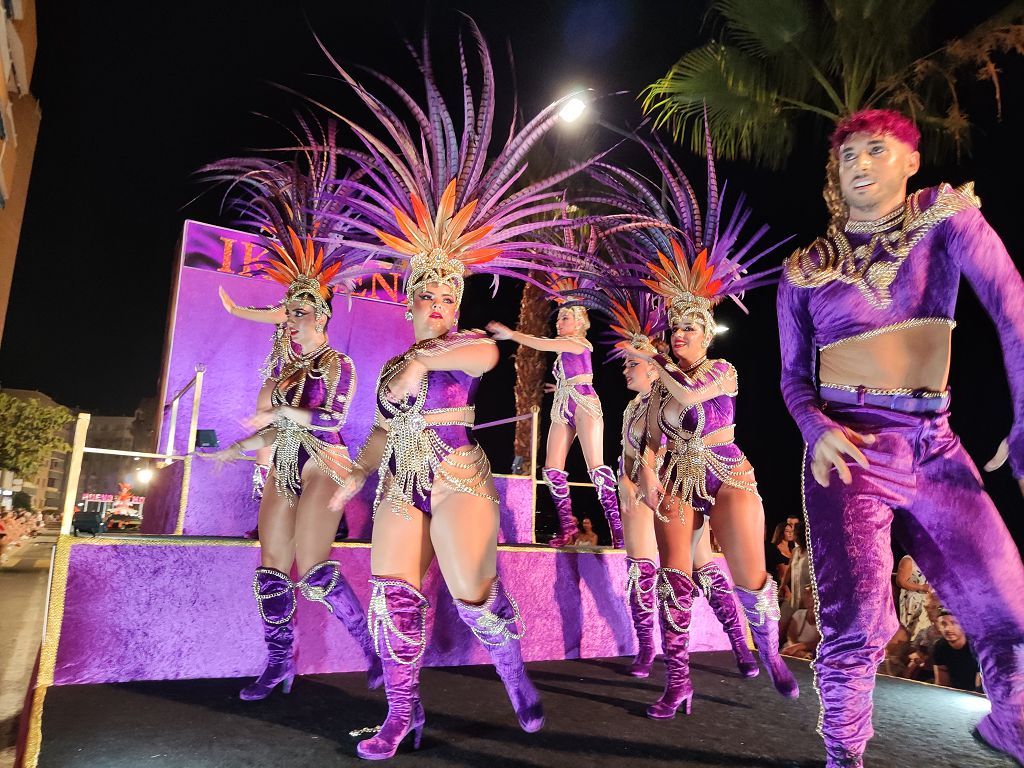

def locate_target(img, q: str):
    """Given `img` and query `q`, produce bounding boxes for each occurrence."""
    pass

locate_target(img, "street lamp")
[136,468,154,484]
[558,96,587,123]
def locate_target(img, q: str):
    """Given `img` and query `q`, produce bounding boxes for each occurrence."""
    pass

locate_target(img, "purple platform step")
[43,536,741,686]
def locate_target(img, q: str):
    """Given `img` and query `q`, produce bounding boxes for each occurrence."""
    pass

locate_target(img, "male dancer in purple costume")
[777,108,1024,767]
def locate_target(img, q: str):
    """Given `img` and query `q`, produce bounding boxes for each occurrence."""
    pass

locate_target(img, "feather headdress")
[203,116,385,319]
[307,20,599,308]
[581,124,786,334]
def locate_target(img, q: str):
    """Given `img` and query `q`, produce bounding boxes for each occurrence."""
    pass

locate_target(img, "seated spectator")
[781,586,820,659]
[933,610,980,692]
[765,521,794,588]
[572,517,599,547]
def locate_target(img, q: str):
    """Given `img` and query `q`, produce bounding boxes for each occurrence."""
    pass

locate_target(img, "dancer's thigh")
[293,463,346,573]
[258,477,296,571]
[654,494,695,572]
[574,409,605,469]
[430,492,499,603]
[709,481,767,590]
[545,422,576,470]
[370,474,434,590]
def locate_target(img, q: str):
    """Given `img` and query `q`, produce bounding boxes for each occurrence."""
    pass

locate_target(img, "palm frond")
[641,42,795,168]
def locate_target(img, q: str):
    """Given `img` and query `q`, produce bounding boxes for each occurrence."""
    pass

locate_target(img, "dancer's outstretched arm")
[219,286,287,324]
[618,342,733,408]
[486,321,588,354]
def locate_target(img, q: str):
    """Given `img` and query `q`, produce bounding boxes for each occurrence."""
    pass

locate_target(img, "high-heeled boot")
[240,567,296,701]
[624,557,658,677]
[588,465,624,548]
[356,578,429,761]
[542,467,578,547]
[735,575,800,698]
[647,568,695,719]
[297,561,383,690]
[454,577,545,733]
[694,561,759,678]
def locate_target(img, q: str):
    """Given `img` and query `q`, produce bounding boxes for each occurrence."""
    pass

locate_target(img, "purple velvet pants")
[804,400,1024,761]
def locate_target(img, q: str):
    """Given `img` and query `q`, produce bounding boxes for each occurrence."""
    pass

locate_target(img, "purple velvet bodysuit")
[651,357,758,517]
[777,182,1024,764]
[374,329,498,517]
[551,338,602,428]
[265,342,355,500]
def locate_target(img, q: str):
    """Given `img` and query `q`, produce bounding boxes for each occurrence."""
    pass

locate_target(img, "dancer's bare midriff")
[820,324,952,392]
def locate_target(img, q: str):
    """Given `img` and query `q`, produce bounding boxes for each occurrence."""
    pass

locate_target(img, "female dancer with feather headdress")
[201,121,385,700]
[602,132,800,717]
[321,22,597,758]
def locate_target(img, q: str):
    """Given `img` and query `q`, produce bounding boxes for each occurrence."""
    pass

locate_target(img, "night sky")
[2,1,1023,541]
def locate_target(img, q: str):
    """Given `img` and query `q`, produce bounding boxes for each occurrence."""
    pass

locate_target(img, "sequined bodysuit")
[374,329,499,517]
[551,338,602,428]
[263,342,355,501]
[651,357,757,517]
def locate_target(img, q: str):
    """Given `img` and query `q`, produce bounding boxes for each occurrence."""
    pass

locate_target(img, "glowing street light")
[136,468,154,484]
[558,97,587,123]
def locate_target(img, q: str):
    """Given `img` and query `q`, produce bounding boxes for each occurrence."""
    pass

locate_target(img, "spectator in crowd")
[781,586,821,660]
[780,520,811,639]
[765,521,794,586]
[933,610,981,692]
[897,555,931,637]
[573,517,599,547]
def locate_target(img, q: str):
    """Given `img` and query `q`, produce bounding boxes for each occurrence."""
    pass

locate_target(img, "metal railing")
[59,365,205,536]
[472,405,540,481]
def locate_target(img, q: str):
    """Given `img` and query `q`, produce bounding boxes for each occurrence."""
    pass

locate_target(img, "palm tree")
[511,277,550,474]
[642,0,1024,171]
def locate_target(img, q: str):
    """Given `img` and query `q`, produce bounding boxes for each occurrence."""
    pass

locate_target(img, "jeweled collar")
[844,203,906,235]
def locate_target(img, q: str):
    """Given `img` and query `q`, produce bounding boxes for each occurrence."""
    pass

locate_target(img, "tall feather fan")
[301,18,604,303]
[576,120,789,332]
[202,115,387,314]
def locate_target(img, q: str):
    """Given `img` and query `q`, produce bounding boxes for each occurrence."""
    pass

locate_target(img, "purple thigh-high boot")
[240,567,296,701]
[735,575,800,699]
[647,568,695,719]
[589,465,624,548]
[625,557,658,677]
[542,467,578,547]
[694,561,759,678]
[454,577,544,732]
[805,403,1024,767]
[356,577,429,761]
[297,561,383,690]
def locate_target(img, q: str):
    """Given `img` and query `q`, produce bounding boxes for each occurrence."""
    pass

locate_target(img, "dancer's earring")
[404,309,414,321]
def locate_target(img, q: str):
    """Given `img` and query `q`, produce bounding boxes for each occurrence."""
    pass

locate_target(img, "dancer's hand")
[384,359,425,404]
[638,470,665,510]
[486,321,514,341]
[618,475,639,516]
[811,428,875,487]
[195,445,241,466]
[543,382,556,394]
[218,286,237,315]
[616,340,656,361]
[328,467,366,512]
[981,438,1024,496]
[242,407,278,432]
